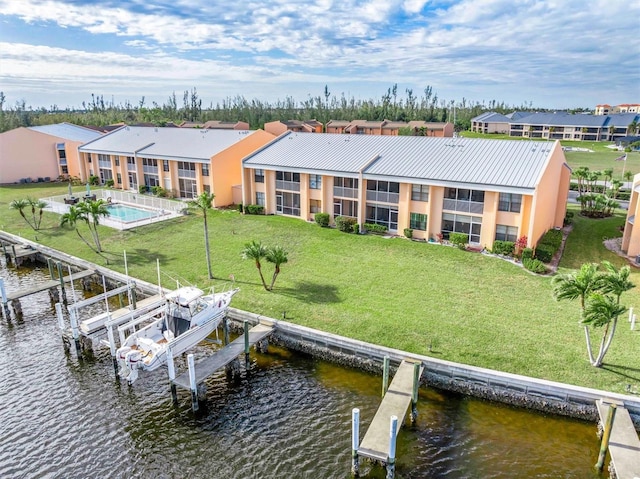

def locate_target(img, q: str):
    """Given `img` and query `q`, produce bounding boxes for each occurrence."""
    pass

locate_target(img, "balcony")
[443,199,484,214]
[334,186,358,198]
[366,190,399,204]
[275,180,300,192]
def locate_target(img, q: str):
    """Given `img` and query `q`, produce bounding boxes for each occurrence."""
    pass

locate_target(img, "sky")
[0,0,638,111]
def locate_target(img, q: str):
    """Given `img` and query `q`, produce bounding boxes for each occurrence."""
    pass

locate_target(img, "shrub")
[151,186,168,197]
[89,175,99,186]
[404,228,413,239]
[245,204,264,215]
[352,223,360,234]
[563,210,574,226]
[538,229,562,250]
[105,179,114,188]
[523,257,547,274]
[315,212,330,227]
[138,185,147,194]
[521,247,534,261]
[364,223,388,234]
[335,216,357,233]
[237,203,243,212]
[534,244,554,263]
[449,232,468,250]
[492,240,515,256]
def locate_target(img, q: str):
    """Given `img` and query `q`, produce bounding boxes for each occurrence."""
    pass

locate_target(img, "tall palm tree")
[77,199,110,252]
[623,170,634,183]
[188,191,215,279]
[241,240,268,290]
[602,167,613,194]
[10,198,34,230]
[265,245,288,291]
[551,263,600,364]
[573,166,590,196]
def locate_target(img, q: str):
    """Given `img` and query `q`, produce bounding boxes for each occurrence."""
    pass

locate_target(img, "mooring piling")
[0,278,8,319]
[55,302,65,330]
[351,408,360,476]
[167,347,178,404]
[47,258,55,279]
[187,353,199,412]
[386,415,398,479]
[382,355,390,397]
[223,316,230,345]
[69,308,81,354]
[56,262,66,303]
[596,403,617,471]
[244,319,250,368]
[106,324,118,378]
[411,362,420,424]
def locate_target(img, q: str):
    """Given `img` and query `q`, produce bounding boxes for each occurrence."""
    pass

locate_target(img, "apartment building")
[264,120,323,136]
[325,119,454,137]
[78,126,274,206]
[0,123,102,184]
[622,172,640,260]
[241,132,570,249]
[595,104,640,115]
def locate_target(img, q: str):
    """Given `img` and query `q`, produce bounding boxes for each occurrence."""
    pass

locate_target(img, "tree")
[78,199,110,252]
[241,240,268,290]
[602,167,613,193]
[551,263,600,364]
[265,245,288,291]
[188,191,215,279]
[60,204,99,253]
[10,199,33,230]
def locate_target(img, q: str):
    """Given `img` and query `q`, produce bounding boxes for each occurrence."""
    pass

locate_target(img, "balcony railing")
[334,186,358,198]
[142,165,158,174]
[177,169,196,178]
[443,199,484,214]
[366,190,399,204]
[275,180,300,192]
[98,160,111,168]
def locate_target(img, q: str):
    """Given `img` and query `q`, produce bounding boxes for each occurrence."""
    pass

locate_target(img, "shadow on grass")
[601,364,640,383]
[275,280,341,304]
[100,248,171,267]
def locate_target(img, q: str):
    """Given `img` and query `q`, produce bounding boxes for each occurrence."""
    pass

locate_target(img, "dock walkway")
[173,322,273,390]
[358,359,424,463]
[81,294,164,335]
[595,399,640,479]
[5,269,95,301]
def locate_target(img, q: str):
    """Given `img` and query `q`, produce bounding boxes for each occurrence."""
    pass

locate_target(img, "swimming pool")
[107,204,157,222]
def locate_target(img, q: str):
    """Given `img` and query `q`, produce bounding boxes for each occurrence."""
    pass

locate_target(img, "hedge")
[364,223,388,234]
[492,240,515,256]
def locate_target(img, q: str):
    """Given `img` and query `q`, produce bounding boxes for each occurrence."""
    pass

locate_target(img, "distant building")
[264,120,323,136]
[595,103,640,115]
[325,119,453,137]
[78,126,274,206]
[241,132,569,250]
[470,112,511,134]
[0,123,102,184]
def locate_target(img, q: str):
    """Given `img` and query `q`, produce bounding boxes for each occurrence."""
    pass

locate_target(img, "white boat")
[116,286,239,384]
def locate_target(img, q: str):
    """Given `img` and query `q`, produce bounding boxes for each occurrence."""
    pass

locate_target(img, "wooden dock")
[5,269,95,301]
[173,322,274,390]
[595,399,640,479]
[358,359,424,463]
[81,294,164,335]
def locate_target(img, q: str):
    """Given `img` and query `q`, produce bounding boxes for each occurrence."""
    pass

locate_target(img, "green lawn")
[1,183,639,394]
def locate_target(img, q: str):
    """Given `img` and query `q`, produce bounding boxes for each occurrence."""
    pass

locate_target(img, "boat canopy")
[165,287,203,307]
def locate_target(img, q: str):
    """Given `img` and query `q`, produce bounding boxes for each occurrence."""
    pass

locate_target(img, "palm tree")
[10,198,34,230]
[610,179,623,199]
[623,170,634,183]
[628,119,638,136]
[265,246,288,291]
[573,167,590,196]
[77,199,110,252]
[583,294,627,367]
[60,204,97,252]
[241,240,268,290]
[602,167,613,194]
[551,263,600,364]
[188,191,215,279]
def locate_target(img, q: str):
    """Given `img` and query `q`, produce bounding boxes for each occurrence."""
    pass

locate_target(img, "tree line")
[0,86,580,134]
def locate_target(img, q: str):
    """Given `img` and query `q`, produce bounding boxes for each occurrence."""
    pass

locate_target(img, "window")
[58,149,67,159]
[254,169,265,183]
[115,158,120,166]
[163,160,170,172]
[495,225,518,242]
[310,174,322,189]
[443,188,485,214]
[87,154,92,163]
[179,178,197,198]
[498,193,522,213]
[441,213,482,243]
[256,192,265,206]
[366,180,400,203]
[366,204,398,231]
[334,199,358,218]
[333,176,359,198]
[61,165,68,174]
[177,161,196,178]
[411,184,429,202]
[309,199,321,213]
[127,157,136,171]
[202,164,209,177]
[276,171,300,191]
[116,173,122,184]
[410,213,427,231]
[276,192,300,216]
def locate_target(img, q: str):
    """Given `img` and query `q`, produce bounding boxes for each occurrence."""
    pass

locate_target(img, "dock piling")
[386,415,398,479]
[351,408,360,476]
[595,403,617,471]
[0,278,8,319]
[223,316,230,345]
[382,356,390,397]
[47,258,55,279]
[167,347,178,404]
[55,302,65,330]
[11,245,17,265]
[106,324,118,377]
[411,362,420,424]
[187,353,199,412]
[56,262,66,303]
[130,289,137,310]
[69,308,81,354]
[244,320,250,368]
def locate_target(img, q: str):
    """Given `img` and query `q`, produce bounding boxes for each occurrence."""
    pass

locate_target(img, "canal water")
[0,260,606,478]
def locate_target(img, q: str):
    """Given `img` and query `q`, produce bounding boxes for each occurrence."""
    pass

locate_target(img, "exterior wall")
[440,122,455,137]
[210,130,275,207]
[528,142,570,246]
[0,128,62,184]
[263,121,289,136]
[622,173,640,258]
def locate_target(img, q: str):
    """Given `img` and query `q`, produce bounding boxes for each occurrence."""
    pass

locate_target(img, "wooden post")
[244,319,250,368]
[47,258,55,279]
[56,262,66,303]
[0,278,7,320]
[130,288,137,310]
[382,356,390,397]
[223,316,230,346]
[595,403,617,471]
[69,308,81,354]
[11,244,17,264]
[386,415,398,479]
[106,324,118,378]
[118,292,124,309]
[411,362,420,424]
[351,408,360,476]
[167,347,178,404]
[188,353,199,412]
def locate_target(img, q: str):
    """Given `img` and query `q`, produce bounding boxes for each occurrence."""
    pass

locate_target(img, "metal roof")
[79,126,255,160]
[471,112,511,123]
[28,122,102,143]
[243,132,558,191]
[512,112,605,127]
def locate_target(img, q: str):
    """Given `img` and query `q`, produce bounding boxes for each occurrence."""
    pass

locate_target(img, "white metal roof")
[243,132,559,191]
[28,122,102,143]
[79,126,255,161]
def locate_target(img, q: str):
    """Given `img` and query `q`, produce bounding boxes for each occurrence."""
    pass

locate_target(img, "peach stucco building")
[325,120,454,137]
[264,120,323,136]
[241,132,570,250]
[0,123,102,184]
[78,126,274,206]
[622,173,640,260]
